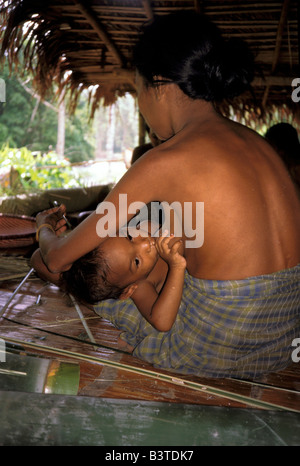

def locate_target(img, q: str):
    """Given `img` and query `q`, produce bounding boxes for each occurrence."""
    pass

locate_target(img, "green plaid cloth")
[94,265,300,379]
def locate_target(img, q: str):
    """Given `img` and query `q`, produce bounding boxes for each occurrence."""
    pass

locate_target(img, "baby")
[62,225,186,332]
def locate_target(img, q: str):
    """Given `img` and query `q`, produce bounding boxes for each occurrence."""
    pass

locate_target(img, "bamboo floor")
[1,251,300,414]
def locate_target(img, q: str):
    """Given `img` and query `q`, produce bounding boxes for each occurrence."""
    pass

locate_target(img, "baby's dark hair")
[133,10,254,102]
[62,247,124,305]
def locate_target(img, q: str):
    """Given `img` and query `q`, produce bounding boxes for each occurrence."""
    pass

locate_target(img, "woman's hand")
[156,231,186,269]
[30,248,62,285]
[36,204,68,237]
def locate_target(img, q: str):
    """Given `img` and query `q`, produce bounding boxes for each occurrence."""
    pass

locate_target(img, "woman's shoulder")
[132,142,179,169]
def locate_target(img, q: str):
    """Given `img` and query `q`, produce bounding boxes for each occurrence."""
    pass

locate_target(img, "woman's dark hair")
[62,247,124,305]
[133,11,254,102]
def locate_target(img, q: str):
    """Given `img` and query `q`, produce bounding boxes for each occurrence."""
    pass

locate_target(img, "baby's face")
[100,227,159,289]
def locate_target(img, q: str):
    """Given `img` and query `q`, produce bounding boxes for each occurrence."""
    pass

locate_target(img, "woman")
[33,12,300,378]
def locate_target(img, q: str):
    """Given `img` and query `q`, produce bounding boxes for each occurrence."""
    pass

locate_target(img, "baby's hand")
[156,231,186,269]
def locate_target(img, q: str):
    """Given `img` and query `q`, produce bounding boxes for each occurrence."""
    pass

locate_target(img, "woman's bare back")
[164,116,300,279]
[128,111,300,280]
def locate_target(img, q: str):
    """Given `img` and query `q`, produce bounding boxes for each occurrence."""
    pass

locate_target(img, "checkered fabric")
[94,264,300,378]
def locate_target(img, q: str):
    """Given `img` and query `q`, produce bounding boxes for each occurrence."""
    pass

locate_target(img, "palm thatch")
[0,0,299,122]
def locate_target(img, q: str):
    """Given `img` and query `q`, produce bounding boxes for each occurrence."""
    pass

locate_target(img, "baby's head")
[62,229,159,305]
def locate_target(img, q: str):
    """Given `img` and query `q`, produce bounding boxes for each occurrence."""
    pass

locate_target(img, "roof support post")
[141,0,154,21]
[262,0,291,108]
[194,0,205,13]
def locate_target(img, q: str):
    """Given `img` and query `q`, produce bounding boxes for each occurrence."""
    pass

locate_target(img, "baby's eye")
[135,258,140,267]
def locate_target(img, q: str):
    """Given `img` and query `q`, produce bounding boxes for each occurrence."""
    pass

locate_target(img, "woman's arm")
[132,234,186,331]
[30,248,62,286]
[35,150,169,273]
[35,204,102,272]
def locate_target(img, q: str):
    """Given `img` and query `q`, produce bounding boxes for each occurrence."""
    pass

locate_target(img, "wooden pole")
[194,0,204,14]
[141,0,154,21]
[0,268,35,318]
[56,89,66,158]
[262,0,291,108]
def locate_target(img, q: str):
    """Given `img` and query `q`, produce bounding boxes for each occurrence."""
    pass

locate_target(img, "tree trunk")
[106,104,116,157]
[56,90,65,157]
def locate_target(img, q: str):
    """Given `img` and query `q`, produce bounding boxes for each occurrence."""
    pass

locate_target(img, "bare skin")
[34,77,300,281]
[32,225,186,332]
[101,231,186,331]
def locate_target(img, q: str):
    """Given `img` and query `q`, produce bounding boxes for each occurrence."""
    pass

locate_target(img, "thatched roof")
[0,0,299,120]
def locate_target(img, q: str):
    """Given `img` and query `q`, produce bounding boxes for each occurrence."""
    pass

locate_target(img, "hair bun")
[134,11,255,102]
[180,37,254,102]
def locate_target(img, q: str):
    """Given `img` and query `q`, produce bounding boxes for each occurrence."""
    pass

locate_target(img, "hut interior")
[0,0,300,446]
[0,0,299,123]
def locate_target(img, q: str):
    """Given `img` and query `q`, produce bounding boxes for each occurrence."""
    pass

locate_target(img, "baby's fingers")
[159,229,170,242]
[170,239,183,253]
[156,232,172,251]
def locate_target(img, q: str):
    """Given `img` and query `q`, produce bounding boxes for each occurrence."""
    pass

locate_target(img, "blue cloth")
[94,265,300,379]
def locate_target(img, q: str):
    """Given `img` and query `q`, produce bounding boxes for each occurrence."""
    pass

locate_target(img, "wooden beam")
[271,0,292,73]
[81,68,135,85]
[73,1,126,68]
[194,0,204,14]
[262,0,291,107]
[298,0,300,70]
[141,0,154,21]
[253,76,295,86]
[80,73,293,89]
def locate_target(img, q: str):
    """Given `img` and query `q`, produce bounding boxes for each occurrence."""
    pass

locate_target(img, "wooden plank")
[1,272,300,412]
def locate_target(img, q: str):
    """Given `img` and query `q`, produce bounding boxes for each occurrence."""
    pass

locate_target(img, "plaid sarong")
[94,265,300,379]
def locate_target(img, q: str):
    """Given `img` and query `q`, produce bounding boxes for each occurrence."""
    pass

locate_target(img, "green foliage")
[0,145,83,196]
[0,62,94,161]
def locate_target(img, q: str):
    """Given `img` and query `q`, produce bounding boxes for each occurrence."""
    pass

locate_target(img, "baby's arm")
[132,232,186,331]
